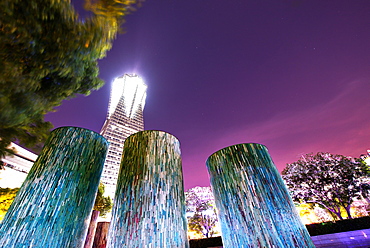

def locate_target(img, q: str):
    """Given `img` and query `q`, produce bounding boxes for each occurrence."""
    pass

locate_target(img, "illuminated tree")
[93,183,112,217]
[0,188,19,221]
[282,152,370,220]
[187,205,218,238]
[295,202,334,224]
[185,187,219,238]
[84,183,112,248]
[0,0,141,158]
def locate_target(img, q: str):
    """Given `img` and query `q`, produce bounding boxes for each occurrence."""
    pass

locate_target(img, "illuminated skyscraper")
[100,74,147,198]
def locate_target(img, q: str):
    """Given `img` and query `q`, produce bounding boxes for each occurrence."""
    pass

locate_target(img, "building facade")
[100,74,147,198]
[0,143,37,188]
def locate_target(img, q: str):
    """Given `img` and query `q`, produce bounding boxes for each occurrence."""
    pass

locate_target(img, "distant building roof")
[0,143,38,188]
[1,143,37,173]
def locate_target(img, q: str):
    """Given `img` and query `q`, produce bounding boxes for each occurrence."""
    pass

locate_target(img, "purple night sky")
[45,0,370,190]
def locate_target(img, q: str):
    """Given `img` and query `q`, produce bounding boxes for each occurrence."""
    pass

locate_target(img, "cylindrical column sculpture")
[206,143,315,247]
[108,130,189,248]
[0,127,108,248]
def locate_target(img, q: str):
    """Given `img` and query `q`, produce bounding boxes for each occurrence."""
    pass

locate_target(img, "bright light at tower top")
[108,74,147,118]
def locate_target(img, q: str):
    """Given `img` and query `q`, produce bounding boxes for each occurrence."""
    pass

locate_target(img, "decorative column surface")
[93,222,110,248]
[107,130,189,248]
[206,143,315,248]
[0,127,108,248]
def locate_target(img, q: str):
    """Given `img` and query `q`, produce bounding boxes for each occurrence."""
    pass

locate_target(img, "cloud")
[214,79,370,169]
[182,78,370,189]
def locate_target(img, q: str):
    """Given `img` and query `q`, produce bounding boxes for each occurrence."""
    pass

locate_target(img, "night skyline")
[45,0,370,189]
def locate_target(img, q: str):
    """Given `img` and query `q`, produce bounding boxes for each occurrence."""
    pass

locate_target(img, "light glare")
[108,74,147,118]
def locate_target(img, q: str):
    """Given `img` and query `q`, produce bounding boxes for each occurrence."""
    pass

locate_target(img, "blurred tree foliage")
[93,183,112,217]
[0,0,142,158]
[0,187,19,221]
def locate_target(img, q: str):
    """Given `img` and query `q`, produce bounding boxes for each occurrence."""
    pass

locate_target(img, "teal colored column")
[108,130,189,248]
[0,127,108,248]
[206,143,315,248]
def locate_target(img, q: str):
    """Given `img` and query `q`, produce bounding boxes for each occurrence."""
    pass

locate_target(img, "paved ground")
[311,228,370,248]
[203,229,370,248]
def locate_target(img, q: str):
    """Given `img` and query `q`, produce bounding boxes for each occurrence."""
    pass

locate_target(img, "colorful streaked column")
[206,143,315,247]
[108,130,189,248]
[0,127,108,248]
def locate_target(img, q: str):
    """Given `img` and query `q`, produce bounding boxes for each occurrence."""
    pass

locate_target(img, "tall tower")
[100,74,147,198]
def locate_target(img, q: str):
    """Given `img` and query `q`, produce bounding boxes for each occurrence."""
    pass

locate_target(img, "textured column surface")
[107,130,189,248]
[93,222,110,248]
[206,143,315,248]
[84,210,100,248]
[0,127,108,248]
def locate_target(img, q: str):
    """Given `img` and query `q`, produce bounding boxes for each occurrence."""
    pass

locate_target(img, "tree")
[0,187,19,221]
[282,152,370,220]
[0,0,141,158]
[187,204,218,239]
[185,187,219,238]
[93,183,112,217]
[84,183,112,248]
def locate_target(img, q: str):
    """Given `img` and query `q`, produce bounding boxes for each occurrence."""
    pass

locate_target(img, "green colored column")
[108,130,189,248]
[206,143,315,248]
[0,127,108,248]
